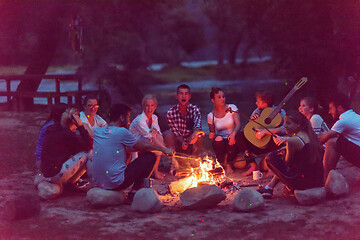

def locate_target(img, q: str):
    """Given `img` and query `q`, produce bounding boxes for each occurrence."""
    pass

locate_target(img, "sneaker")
[73,179,91,191]
[257,186,273,199]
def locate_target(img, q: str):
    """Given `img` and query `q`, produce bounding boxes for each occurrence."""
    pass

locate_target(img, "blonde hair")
[142,95,158,109]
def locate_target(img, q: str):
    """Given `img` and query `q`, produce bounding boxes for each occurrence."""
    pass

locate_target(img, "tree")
[0,1,70,108]
[261,0,360,102]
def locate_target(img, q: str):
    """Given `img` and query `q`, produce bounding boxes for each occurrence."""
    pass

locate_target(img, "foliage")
[1,1,360,102]
[262,0,360,101]
[201,0,270,65]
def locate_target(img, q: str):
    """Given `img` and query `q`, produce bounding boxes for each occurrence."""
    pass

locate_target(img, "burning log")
[168,154,229,194]
[169,176,196,194]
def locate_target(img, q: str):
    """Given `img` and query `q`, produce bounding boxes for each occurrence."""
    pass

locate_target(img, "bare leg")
[242,162,259,176]
[150,154,165,179]
[163,130,180,174]
[267,175,281,189]
[68,165,87,183]
[323,137,341,181]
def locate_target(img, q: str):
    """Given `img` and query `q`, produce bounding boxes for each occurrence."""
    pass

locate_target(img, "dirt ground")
[1,111,360,240]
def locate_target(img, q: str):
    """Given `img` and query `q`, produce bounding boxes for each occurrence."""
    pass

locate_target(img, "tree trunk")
[228,36,242,66]
[16,5,65,109]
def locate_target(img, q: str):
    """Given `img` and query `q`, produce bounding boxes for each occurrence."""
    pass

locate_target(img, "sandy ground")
[1,111,360,240]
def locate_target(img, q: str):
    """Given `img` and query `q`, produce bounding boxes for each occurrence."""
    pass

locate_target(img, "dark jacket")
[41,123,93,178]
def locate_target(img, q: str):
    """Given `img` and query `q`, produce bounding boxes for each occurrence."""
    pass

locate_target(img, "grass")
[0,65,80,75]
[149,61,275,83]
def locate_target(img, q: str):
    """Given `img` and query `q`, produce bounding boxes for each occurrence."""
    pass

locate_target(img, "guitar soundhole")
[264,117,271,125]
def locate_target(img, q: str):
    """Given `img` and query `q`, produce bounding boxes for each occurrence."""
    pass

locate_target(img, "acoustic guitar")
[244,77,308,149]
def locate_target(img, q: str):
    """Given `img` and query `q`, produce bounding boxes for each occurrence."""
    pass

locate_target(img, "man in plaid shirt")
[164,84,204,156]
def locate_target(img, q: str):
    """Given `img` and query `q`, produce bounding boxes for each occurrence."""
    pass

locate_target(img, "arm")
[250,108,261,120]
[188,106,205,145]
[284,137,302,166]
[131,115,153,139]
[310,115,329,137]
[255,127,284,140]
[193,105,202,130]
[228,112,241,145]
[150,115,162,136]
[72,113,93,150]
[319,130,339,145]
[96,114,108,127]
[166,110,182,137]
[133,140,172,156]
[207,112,215,140]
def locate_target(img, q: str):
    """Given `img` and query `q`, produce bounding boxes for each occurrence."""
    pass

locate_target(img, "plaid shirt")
[166,103,202,143]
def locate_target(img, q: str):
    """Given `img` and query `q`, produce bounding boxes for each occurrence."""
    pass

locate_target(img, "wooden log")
[3,195,41,221]
[169,176,196,194]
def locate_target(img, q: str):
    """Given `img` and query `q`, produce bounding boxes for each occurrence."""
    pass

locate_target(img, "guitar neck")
[267,88,298,120]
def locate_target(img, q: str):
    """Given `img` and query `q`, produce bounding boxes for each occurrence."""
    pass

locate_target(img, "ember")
[169,154,228,194]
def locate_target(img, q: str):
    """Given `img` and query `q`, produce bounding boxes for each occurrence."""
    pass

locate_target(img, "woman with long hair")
[298,97,329,137]
[257,110,324,198]
[207,87,241,173]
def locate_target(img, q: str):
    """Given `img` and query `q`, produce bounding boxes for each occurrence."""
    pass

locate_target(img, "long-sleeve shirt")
[41,123,93,178]
[129,112,161,141]
[166,103,202,143]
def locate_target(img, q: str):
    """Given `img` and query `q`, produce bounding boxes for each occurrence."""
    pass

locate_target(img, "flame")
[169,156,226,194]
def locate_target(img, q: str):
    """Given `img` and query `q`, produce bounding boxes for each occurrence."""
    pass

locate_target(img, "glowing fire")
[169,156,227,194]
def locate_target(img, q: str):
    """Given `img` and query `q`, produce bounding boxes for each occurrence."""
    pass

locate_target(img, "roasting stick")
[148,151,200,178]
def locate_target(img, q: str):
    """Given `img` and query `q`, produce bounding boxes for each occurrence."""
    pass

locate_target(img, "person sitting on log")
[257,110,324,198]
[91,103,172,204]
[41,105,93,192]
[129,95,167,179]
[207,87,241,174]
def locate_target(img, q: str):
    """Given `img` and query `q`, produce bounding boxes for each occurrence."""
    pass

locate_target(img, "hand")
[209,132,215,140]
[72,113,82,127]
[251,113,260,120]
[255,129,267,140]
[182,142,189,150]
[162,148,174,156]
[228,132,236,146]
[273,134,289,146]
[149,128,158,137]
[189,130,204,145]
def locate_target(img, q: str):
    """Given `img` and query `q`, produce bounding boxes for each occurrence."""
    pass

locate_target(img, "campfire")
[168,154,230,194]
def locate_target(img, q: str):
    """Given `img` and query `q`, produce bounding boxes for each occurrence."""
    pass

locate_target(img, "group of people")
[35,83,360,202]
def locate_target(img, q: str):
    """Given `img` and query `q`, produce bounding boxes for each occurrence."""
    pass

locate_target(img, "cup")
[253,170,263,181]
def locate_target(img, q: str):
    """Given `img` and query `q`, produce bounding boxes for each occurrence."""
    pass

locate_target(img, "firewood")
[169,176,195,194]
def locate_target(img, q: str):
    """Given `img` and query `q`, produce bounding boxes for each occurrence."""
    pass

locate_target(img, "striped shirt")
[310,114,329,136]
[166,103,202,143]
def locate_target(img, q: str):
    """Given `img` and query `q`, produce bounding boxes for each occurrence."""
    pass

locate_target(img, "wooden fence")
[0,74,99,111]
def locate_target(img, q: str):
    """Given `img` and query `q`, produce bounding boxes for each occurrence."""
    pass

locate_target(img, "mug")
[253,170,263,181]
